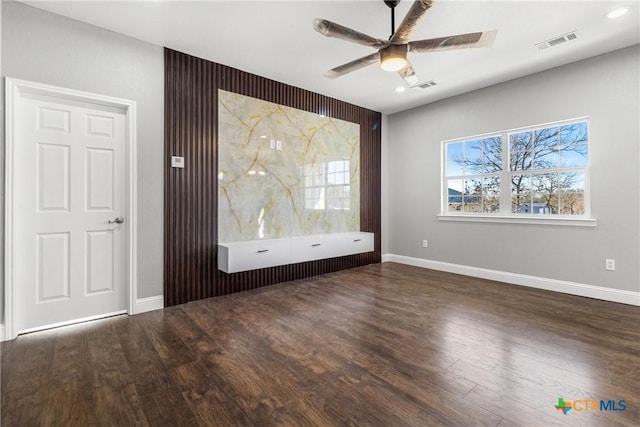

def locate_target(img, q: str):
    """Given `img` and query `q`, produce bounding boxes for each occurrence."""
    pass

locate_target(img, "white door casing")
[4,78,137,340]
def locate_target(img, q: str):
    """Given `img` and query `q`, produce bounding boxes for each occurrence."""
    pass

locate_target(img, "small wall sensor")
[171,156,184,168]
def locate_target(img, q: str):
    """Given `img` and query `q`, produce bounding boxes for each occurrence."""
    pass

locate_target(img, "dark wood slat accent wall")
[164,48,382,307]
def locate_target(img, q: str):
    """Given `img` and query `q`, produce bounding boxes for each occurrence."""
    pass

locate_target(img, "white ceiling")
[21,0,640,114]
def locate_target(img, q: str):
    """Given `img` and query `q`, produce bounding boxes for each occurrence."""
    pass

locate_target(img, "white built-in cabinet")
[218,232,374,273]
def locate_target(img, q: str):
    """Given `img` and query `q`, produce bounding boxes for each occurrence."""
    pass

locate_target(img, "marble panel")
[218,90,360,242]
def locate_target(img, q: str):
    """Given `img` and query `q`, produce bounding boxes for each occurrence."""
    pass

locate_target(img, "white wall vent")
[416,80,438,89]
[535,31,578,50]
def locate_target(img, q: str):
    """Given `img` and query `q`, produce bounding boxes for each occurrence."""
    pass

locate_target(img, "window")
[443,118,590,220]
[304,160,351,210]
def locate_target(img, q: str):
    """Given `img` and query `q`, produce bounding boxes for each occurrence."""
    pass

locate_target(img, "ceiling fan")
[313,0,497,87]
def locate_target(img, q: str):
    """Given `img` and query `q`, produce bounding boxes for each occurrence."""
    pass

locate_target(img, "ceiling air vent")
[535,31,578,50]
[416,80,438,89]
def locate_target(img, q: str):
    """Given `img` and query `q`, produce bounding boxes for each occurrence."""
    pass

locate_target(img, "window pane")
[448,179,462,193]
[465,139,484,158]
[560,122,588,146]
[446,158,463,176]
[561,171,584,192]
[463,178,482,212]
[511,174,532,213]
[447,198,462,212]
[532,173,558,214]
[482,137,502,173]
[446,137,502,176]
[483,176,500,213]
[447,179,463,212]
[559,192,584,215]
[532,126,559,170]
[509,131,531,153]
[557,170,584,215]
[533,127,559,150]
[532,149,558,170]
[447,142,463,160]
[509,132,533,171]
[463,157,484,175]
[463,203,482,213]
[560,145,588,167]
[463,178,482,198]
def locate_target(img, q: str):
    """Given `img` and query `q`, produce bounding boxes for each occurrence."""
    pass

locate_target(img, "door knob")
[108,217,125,224]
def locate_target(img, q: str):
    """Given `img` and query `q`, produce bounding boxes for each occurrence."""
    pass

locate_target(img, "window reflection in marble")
[218,90,360,242]
[303,161,350,211]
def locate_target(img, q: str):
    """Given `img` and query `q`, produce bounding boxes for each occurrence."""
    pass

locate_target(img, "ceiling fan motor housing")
[380,44,408,71]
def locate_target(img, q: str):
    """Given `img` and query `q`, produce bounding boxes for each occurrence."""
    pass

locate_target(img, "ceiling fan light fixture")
[380,44,408,72]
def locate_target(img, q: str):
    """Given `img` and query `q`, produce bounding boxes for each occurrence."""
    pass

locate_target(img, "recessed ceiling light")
[395,86,406,93]
[607,6,629,19]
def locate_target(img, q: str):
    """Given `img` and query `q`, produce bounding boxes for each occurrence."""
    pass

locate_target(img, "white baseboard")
[133,295,164,314]
[382,253,640,306]
[0,325,5,342]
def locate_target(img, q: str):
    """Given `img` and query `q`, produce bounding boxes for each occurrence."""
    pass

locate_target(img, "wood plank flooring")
[2,262,639,426]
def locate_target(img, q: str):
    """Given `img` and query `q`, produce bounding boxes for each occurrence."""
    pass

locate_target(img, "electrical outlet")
[422,240,428,248]
[605,259,616,271]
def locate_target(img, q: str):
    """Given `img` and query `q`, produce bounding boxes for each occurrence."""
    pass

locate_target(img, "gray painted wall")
[1,1,164,309]
[381,114,389,255]
[386,46,640,292]
[0,2,4,317]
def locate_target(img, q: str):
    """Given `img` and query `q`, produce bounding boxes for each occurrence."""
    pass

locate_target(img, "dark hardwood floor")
[2,262,639,426]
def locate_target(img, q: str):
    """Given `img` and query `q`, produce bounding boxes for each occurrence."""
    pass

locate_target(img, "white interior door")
[13,89,128,334]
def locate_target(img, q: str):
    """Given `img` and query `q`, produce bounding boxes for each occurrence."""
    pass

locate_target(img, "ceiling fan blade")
[314,19,390,49]
[408,30,497,53]
[324,52,380,78]
[390,0,434,44]
[397,61,419,87]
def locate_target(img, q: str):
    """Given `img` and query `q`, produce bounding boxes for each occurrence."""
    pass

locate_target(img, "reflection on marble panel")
[218,90,360,243]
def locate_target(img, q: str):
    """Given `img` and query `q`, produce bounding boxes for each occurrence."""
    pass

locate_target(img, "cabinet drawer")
[290,235,331,263]
[218,239,290,273]
[326,232,374,257]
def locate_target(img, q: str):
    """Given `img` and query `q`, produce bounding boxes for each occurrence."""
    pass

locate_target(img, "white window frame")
[438,117,596,227]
